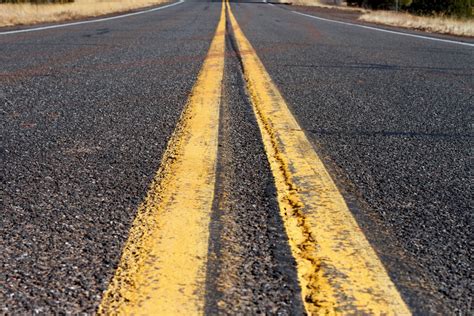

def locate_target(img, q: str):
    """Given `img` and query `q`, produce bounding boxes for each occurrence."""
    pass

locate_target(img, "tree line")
[346,0,472,17]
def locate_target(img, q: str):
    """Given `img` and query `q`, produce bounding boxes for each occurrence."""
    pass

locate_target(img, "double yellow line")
[99,1,410,314]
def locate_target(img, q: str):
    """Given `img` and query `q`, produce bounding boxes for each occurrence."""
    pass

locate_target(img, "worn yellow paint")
[97,3,226,315]
[226,1,411,314]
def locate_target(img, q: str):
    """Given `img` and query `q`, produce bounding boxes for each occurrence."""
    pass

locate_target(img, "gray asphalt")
[205,35,304,314]
[1,0,472,314]
[1,1,221,313]
[230,2,473,314]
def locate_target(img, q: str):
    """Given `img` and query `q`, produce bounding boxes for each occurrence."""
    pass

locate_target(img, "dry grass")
[359,10,474,37]
[272,0,367,12]
[273,0,472,37]
[0,0,170,27]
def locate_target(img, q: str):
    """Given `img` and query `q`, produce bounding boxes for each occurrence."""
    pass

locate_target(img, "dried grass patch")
[272,0,367,12]
[0,0,170,27]
[360,11,474,37]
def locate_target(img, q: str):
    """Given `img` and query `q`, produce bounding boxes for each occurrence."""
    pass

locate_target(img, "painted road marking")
[226,1,411,314]
[292,11,474,47]
[0,0,184,36]
[97,2,225,315]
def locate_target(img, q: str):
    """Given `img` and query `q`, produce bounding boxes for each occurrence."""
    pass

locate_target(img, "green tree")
[347,0,471,16]
[346,0,392,9]
[410,0,472,17]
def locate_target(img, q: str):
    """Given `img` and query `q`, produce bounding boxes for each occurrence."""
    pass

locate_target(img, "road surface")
[1,0,472,314]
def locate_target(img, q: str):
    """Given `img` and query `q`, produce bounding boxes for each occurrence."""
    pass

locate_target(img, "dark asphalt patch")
[204,29,305,314]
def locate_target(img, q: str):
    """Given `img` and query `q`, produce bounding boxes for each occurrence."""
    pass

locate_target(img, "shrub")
[348,0,472,17]
[347,0,365,6]
[410,0,472,17]
[347,0,407,9]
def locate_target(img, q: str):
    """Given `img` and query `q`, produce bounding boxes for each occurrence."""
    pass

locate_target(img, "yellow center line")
[225,1,411,314]
[97,2,226,315]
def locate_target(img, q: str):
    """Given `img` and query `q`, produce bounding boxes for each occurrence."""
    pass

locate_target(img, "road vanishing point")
[1,0,472,315]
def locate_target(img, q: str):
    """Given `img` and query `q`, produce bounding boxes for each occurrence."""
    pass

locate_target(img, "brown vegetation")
[0,0,169,27]
[274,0,472,37]
[359,10,474,37]
[274,0,367,11]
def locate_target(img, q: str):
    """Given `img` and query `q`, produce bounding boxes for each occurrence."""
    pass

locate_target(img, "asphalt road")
[230,2,473,313]
[1,0,472,314]
[1,1,221,313]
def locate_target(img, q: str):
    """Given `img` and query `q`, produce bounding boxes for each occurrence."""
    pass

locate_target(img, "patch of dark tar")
[204,30,305,315]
